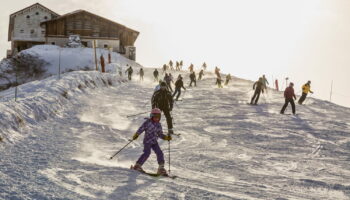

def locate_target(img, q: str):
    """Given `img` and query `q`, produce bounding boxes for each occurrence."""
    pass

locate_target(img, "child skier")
[131,108,172,175]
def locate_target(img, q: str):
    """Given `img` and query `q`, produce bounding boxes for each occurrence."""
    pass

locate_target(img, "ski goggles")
[150,113,161,119]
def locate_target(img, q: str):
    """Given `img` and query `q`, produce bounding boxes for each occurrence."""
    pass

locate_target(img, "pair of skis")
[130,165,177,179]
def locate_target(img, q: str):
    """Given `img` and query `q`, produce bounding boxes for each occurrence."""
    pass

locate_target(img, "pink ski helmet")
[150,108,161,119]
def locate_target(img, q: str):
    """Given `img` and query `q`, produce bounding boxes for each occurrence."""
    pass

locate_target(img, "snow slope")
[0,67,350,199]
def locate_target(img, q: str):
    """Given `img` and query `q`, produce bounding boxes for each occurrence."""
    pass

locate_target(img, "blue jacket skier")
[131,108,172,175]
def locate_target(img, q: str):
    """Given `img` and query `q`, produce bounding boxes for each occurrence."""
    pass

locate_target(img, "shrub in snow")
[0,54,47,90]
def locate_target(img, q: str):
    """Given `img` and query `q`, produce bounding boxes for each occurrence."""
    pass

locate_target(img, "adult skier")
[250,77,264,105]
[216,77,223,88]
[298,81,313,105]
[169,60,174,71]
[198,69,204,80]
[151,82,174,134]
[202,62,207,71]
[189,72,197,87]
[131,108,172,175]
[262,74,269,92]
[225,74,232,85]
[188,64,194,73]
[280,82,297,114]
[162,64,167,74]
[164,73,173,92]
[139,68,144,81]
[100,55,105,73]
[153,69,159,82]
[173,75,186,101]
[125,65,133,80]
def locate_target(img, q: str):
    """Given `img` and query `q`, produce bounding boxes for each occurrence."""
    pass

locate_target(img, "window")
[104,44,108,48]
[51,42,55,45]
[44,16,48,20]
[20,30,24,33]
[41,30,45,34]
[26,15,30,19]
[36,12,39,15]
[30,30,35,34]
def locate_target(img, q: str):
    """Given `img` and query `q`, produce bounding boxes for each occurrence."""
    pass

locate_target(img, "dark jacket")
[253,81,264,91]
[190,73,196,80]
[284,87,296,99]
[153,70,159,76]
[175,79,185,89]
[151,89,174,111]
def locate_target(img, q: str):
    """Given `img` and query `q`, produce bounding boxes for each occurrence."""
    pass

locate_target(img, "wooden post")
[93,40,98,71]
[58,47,61,79]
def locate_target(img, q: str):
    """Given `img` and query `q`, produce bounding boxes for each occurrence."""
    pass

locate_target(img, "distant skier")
[202,62,207,71]
[180,60,183,70]
[100,55,105,73]
[280,82,296,114]
[169,60,174,70]
[108,52,111,64]
[131,108,172,175]
[216,77,223,88]
[125,65,133,80]
[175,61,180,71]
[215,66,221,78]
[198,69,204,80]
[162,64,167,74]
[298,80,313,105]
[275,79,279,91]
[173,75,186,101]
[262,75,269,92]
[250,77,264,105]
[139,68,144,81]
[188,64,194,73]
[189,72,196,87]
[153,69,159,82]
[164,73,173,92]
[152,82,174,134]
[225,74,232,85]
[154,80,163,92]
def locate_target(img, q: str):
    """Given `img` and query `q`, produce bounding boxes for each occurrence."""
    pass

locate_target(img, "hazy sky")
[1,0,349,107]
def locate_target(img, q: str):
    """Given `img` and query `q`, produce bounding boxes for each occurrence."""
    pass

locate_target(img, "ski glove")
[163,135,172,141]
[132,133,139,140]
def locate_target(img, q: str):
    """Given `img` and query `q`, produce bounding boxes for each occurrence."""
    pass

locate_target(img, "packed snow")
[0,47,350,200]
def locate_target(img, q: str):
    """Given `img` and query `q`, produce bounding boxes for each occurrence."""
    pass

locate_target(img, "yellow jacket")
[302,84,313,94]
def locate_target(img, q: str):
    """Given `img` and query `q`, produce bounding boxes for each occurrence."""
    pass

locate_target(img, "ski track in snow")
[1,68,350,200]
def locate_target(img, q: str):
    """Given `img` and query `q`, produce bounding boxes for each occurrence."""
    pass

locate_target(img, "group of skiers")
[250,76,314,115]
[125,63,314,176]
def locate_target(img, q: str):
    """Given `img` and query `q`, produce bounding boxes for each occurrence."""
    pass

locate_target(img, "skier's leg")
[163,109,173,129]
[136,143,152,165]
[176,89,181,100]
[280,99,289,114]
[255,91,261,104]
[291,99,296,114]
[298,93,307,104]
[251,91,257,104]
[152,143,165,165]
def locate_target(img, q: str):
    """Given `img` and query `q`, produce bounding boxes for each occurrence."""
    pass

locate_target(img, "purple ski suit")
[135,118,167,165]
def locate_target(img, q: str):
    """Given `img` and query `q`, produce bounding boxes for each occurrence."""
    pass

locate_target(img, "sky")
[0,0,349,107]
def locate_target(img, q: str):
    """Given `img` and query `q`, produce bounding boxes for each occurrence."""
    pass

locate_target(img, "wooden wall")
[44,12,138,46]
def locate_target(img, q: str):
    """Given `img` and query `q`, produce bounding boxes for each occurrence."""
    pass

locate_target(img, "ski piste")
[130,165,177,179]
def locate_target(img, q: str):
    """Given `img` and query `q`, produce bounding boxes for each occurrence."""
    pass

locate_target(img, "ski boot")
[157,164,168,176]
[132,163,145,173]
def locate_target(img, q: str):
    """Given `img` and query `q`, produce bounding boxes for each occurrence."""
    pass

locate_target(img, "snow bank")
[20,45,143,75]
[0,71,127,144]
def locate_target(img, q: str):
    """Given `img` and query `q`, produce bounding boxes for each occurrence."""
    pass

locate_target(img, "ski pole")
[127,111,148,118]
[168,138,171,174]
[109,139,133,160]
